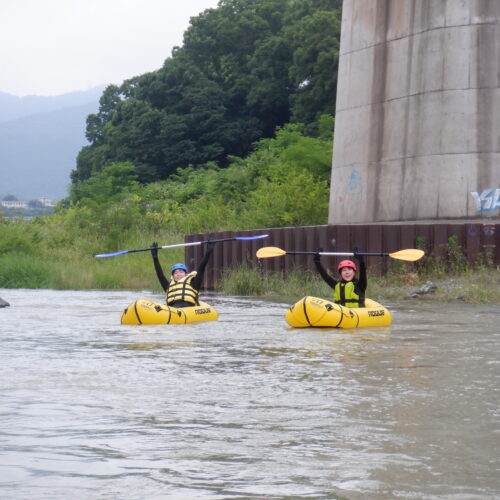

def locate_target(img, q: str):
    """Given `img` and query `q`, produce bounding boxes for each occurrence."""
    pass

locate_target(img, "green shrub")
[446,234,468,273]
[0,220,43,256]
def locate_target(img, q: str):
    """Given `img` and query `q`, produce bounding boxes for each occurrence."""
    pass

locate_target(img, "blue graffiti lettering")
[347,170,362,194]
[470,188,500,212]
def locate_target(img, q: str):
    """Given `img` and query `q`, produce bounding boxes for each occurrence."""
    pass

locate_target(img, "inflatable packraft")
[285,296,391,328]
[121,299,218,325]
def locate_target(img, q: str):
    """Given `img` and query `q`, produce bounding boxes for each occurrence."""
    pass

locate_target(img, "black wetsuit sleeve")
[152,253,170,292]
[314,258,338,289]
[190,243,215,291]
[356,257,367,294]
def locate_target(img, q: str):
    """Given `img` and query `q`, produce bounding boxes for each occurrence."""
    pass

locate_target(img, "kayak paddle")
[256,247,424,262]
[95,234,268,258]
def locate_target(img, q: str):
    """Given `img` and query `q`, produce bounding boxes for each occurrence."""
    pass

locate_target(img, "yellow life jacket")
[333,281,364,308]
[166,271,199,306]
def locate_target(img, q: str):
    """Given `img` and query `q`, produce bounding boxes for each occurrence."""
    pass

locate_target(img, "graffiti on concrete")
[470,188,500,212]
[347,170,362,195]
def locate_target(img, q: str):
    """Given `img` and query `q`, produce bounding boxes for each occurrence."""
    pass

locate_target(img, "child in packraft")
[313,248,366,308]
[150,241,215,308]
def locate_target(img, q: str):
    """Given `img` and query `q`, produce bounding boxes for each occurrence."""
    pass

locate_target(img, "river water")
[0,288,498,500]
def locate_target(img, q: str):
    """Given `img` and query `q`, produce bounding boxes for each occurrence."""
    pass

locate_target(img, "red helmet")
[338,260,357,272]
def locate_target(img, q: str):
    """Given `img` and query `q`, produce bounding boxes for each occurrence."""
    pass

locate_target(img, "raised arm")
[191,241,216,290]
[353,247,367,293]
[314,251,338,289]
[151,242,170,291]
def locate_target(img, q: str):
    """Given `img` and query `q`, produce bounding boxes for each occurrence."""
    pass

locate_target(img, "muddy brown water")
[1,288,498,499]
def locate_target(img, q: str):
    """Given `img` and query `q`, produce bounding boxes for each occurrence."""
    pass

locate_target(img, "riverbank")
[367,268,500,304]
[1,232,498,304]
[219,267,500,305]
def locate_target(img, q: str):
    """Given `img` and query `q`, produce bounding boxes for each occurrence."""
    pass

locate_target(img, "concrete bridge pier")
[329,0,500,223]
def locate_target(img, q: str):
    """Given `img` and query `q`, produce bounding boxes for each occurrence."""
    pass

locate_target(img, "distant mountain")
[0,86,105,124]
[0,88,103,200]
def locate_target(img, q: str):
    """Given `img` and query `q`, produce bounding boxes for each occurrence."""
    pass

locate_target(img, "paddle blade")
[95,250,130,258]
[256,247,287,259]
[388,249,425,261]
[235,234,268,241]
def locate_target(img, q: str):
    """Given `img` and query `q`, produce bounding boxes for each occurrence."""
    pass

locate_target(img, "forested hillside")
[0,0,341,292]
[72,0,341,192]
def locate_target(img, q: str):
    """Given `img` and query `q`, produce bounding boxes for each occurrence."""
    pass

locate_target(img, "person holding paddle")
[313,248,367,308]
[150,240,216,308]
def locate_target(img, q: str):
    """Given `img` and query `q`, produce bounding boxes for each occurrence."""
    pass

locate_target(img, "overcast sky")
[0,0,220,97]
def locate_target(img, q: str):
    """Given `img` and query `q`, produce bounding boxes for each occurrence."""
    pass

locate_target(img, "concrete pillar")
[329,0,500,223]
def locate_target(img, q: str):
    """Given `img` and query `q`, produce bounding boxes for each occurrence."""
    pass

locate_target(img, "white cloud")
[0,0,219,96]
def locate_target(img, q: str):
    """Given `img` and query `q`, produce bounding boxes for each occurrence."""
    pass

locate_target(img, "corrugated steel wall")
[185,223,499,290]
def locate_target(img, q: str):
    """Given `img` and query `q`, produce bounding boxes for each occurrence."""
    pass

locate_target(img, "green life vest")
[333,281,364,308]
[166,271,199,306]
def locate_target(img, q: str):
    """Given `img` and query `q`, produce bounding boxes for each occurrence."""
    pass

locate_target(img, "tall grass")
[0,219,186,290]
[221,265,333,300]
[0,254,51,288]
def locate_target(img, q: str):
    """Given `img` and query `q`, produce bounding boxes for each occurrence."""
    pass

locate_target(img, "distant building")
[38,198,57,207]
[0,200,28,209]
[0,198,56,209]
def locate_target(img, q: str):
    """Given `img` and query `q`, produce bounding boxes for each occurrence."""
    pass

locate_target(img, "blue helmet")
[171,263,188,273]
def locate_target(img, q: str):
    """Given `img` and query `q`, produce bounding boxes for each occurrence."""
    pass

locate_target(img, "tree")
[28,199,44,209]
[71,0,341,188]
[285,0,341,129]
[85,85,124,145]
[69,162,139,205]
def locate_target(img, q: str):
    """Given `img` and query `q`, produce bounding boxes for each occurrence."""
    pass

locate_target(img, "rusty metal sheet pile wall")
[186,224,499,290]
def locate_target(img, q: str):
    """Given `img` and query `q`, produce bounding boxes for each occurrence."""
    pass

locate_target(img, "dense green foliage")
[66,120,333,252]
[50,0,340,276]
[71,0,341,192]
[0,120,333,290]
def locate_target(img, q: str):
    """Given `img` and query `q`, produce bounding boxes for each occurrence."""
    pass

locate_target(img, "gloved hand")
[313,248,323,263]
[352,246,364,264]
[206,240,216,252]
[151,241,158,258]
